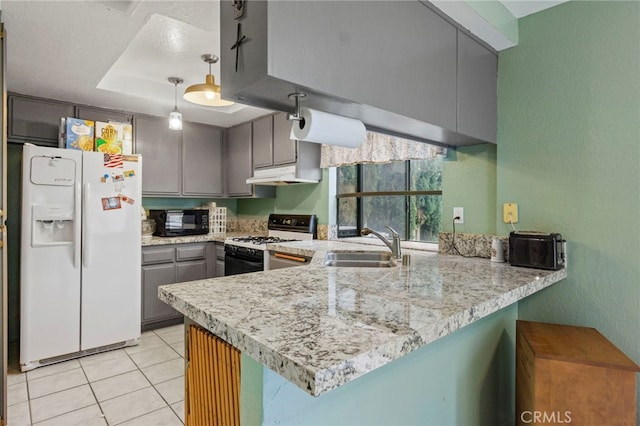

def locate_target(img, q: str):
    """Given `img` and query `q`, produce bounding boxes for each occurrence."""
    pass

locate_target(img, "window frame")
[336,161,443,240]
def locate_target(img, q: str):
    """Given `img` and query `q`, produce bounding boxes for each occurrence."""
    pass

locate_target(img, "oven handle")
[273,252,307,263]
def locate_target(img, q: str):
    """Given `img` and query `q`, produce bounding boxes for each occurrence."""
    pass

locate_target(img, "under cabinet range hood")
[246,165,320,186]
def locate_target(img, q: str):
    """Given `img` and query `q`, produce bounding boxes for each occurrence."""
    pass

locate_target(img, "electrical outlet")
[503,203,518,223]
[453,207,464,224]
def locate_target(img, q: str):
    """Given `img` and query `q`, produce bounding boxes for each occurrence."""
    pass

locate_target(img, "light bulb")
[168,110,183,130]
[205,90,215,100]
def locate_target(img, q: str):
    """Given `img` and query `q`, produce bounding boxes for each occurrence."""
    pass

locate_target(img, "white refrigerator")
[20,145,142,371]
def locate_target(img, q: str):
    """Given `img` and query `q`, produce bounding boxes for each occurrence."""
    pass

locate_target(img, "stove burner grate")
[231,236,299,245]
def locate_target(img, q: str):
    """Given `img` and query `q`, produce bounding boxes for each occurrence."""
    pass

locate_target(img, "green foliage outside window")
[337,157,442,242]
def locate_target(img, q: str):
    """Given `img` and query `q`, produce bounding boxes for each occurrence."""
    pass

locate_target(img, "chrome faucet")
[361,226,402,259]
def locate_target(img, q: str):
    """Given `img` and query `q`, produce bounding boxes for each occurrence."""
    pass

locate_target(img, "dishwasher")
[266,251,311,270]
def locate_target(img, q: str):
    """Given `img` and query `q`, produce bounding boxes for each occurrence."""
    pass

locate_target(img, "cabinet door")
[176,260,207,283]
[8,95,74,145]
[225,122,253,196]
[252,115,273,169]
[216,259,225,277]
[205,243,217,279]
[273,112,297,166]
[457,31,497,143]
[135,116,182,195]
[142,263,179,322]
[75,106,132,124]
[182,122,223,197]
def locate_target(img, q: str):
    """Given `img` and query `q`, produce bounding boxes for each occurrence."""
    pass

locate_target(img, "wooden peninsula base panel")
[516,320,640,426]
[185,324,240,426]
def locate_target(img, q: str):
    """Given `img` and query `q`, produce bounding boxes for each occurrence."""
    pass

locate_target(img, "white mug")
[491,238,505,263]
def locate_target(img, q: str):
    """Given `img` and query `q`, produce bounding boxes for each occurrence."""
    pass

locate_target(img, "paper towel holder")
[286,92,307,122]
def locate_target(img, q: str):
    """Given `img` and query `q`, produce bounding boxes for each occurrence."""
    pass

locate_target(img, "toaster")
[508,231,565,270]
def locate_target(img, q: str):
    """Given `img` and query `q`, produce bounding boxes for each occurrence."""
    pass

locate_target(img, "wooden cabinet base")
[516,320,640,425]
[186,324,240,426]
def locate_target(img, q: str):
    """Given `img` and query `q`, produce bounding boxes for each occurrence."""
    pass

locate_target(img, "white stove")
[224,214,317,275]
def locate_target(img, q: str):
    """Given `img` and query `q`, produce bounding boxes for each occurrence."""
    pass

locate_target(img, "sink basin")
[324,251,396,268]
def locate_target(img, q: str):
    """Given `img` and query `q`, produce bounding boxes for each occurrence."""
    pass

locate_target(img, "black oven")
[224,245,264,276]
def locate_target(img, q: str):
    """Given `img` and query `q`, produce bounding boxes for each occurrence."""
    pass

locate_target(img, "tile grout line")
[79,361,110,426]
[121,337,179,424]
[9,325,186,426]
[137,330,186,424]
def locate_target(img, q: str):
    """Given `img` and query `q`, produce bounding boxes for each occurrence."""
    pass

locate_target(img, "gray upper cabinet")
[457,31,497,143]
[267,2,457,131]
[221,1,499,146]
[225,122,276,198]
[252,112,298,169]
[8,94,74,145]
[75,106,132,124]
[225,122,253,196]
[182,122,223,197]
[135,115,182,196]
[252,115,273,169]
[273,112,297,166]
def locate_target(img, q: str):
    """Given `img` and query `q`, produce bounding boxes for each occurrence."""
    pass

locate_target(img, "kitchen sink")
[323,251,396,268]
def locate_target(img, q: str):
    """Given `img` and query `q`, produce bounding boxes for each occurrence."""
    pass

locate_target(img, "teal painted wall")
[442,145,497,234]
[497,0,640,413]
[237,169,330,224]
[250,305,517,426]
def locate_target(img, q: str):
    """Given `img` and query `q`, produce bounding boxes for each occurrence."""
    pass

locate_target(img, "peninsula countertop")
[159,240,566,396]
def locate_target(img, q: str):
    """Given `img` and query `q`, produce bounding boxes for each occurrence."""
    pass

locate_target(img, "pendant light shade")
[183,54,234,107]
[168,77,183,130]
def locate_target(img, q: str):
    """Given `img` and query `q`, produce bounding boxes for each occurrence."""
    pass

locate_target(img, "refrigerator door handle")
[74,182,81,269]
[82,182,90,268]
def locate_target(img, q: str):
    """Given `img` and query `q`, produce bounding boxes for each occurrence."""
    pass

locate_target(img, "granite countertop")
[159,240,566,397]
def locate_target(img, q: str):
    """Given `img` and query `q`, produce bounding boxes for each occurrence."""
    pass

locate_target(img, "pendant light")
[183,54,234,107]
[168,77,183,130]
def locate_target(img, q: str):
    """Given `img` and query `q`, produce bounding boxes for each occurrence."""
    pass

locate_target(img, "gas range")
[224,214,317,276]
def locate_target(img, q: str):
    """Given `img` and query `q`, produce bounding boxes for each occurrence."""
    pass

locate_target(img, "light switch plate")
[503,203,518,223]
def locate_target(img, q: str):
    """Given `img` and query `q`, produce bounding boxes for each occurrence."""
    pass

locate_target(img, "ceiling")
[1,1,565,128]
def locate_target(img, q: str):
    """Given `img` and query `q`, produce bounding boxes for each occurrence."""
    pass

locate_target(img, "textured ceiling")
[2,1,565,128]
[2,1,270,127]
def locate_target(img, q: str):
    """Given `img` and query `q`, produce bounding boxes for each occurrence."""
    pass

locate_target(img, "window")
[337,157,442,242]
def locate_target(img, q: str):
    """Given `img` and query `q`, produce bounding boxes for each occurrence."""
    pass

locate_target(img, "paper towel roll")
[290,107,365,148]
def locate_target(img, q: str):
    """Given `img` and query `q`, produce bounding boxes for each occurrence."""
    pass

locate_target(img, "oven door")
[224,253,264,276]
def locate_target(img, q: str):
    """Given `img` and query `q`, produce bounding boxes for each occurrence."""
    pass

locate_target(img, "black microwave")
[149,209,209,237]
[509,231,565,270]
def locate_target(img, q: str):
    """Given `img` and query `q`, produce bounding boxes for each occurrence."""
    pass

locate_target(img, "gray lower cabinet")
[142,263,179,325]
[8,94,74,145]
[135,115,182,196]
[142,242,217,331]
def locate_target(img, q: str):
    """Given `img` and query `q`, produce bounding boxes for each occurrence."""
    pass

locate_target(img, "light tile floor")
[7,324,186,426]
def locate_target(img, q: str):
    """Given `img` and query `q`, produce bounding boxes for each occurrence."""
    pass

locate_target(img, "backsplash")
[439,232,509,260]
[229,217,331,240]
